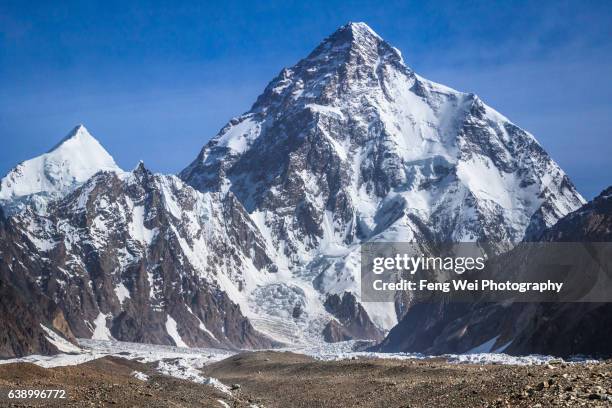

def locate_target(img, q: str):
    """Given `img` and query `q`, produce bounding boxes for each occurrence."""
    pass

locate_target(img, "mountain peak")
[319,21,384,53]
[595,186,612,201]
[132,160,150,178]
[0,125,122,213]
[247,22,405,113]
[339,21,382,40]
[69,123,88,136]
[42,125,119,173]
[184,19,584,253]
[49,124,97,152]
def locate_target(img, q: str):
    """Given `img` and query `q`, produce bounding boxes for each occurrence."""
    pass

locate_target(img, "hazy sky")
[1,0,611,198]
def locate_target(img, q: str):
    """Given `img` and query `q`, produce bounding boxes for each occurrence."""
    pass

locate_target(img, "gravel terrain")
[0,352,610,407]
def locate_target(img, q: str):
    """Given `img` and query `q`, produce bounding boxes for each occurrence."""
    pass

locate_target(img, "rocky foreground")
[0,352,611,407]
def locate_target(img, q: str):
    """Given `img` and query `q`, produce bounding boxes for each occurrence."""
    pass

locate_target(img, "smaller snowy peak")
[0,124,122,214]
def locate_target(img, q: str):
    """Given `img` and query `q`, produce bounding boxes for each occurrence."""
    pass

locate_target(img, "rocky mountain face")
[0,207,77,357]
[0,23,587,353]
[377,187,612,357]
[509,187,612,357]
[323,292,384,342]
[0,277,57,358]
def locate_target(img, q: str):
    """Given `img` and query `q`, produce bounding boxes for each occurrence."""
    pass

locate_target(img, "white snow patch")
[128,205,157,245]
[306,103,345,119]
[131,371,149,381]
[216,116,261,154]
[159,177,183,219]
[114,282,130,305]
[186,306,218,342]
[165,315,189,348]
[91,313,113,341]
[40,325,82,354]
[204,377,232,395]
[467,336,500,354]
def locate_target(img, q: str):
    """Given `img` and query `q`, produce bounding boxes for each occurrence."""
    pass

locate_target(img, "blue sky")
[1,0,611,198]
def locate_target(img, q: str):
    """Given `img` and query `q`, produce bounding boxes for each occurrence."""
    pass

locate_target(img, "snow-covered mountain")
[180,22,584,338]
[0,125,122,215]
[3,159,275,349]
[0,22,586,352]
